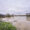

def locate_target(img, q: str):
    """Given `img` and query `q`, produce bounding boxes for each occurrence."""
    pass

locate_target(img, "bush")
[0,22,16,30]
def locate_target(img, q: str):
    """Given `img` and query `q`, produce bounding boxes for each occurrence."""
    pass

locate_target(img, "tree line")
[0,14,14,18]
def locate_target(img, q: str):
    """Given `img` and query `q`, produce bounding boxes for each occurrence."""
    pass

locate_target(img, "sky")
[0,0,30,15]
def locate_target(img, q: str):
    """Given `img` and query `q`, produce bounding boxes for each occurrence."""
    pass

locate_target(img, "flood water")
[2,16,27,23]
[1,16,30,30]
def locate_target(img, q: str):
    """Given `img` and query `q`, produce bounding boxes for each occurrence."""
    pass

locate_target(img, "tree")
[6,14,11,17]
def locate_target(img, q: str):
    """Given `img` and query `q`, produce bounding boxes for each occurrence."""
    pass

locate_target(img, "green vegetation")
[0,22,16,30]
[6,14,14,17]
[6,14,11,17]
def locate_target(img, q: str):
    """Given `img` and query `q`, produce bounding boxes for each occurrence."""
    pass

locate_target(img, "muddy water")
[1,16,30,30]
[2,16,27,24]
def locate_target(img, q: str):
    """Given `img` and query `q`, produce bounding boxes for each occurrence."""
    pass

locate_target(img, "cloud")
[0,0,30,15]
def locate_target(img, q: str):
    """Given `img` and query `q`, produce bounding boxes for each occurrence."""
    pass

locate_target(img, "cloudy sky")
[0,0,30,15]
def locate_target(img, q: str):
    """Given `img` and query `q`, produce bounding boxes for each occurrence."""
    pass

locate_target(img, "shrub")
[0,22,16,30]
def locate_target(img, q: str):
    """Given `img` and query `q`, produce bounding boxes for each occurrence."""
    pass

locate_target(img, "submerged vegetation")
[0,22,16,30]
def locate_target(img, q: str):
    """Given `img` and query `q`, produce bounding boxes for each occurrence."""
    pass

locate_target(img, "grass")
[0,22,16,30]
